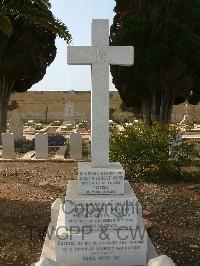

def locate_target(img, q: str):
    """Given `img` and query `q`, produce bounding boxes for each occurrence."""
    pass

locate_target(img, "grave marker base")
[64,180,141,230]
[35,181,158,266]
[78,162,125,194]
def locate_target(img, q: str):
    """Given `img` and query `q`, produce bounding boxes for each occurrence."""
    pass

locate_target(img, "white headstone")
[9,109,23,140]
[68,19,134,168]
[1,133,15,159]
[35,133,48,159]
[180,114,193,126]
[69,132,82,160]
[63,101,75,126]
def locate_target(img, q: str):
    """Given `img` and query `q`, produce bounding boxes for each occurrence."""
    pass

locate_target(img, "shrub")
[78,120,88,128]
[110,122,198,180]
[15,139,35,154]
[32,123,43,130]
[82,140,89,156]
[65,139,89,157]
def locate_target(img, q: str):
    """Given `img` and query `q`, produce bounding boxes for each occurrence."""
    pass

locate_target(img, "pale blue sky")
[31,0,116,91]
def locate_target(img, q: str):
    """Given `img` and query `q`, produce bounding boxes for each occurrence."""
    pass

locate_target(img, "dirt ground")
[0,162,199,266]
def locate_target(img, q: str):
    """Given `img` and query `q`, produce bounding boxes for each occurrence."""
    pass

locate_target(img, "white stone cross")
[67,19,134,168]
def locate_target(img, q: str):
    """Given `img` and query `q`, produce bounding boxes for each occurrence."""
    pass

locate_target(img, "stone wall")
[9,91,130,122]
[171,103,200,123]
[9,91,200,123]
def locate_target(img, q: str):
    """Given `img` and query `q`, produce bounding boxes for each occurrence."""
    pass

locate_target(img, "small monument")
[1,133,15,159]
[63,101,75,126]
[180,102,194,126]
[9,108,23,140]
[35,19,169,266]
[35,133,48,160]
[69,132,82,160]
[180,114,193,126]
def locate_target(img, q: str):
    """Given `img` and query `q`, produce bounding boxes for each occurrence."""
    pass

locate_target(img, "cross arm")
[67,46,94,65]
[109,46,134,66]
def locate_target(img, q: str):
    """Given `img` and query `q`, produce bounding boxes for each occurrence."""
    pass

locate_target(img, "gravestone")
[35,19,166,266]
[1,133,15,159]
[180,114,193,126]
[69,132,82,160]
[28,120,35,126]
[35,133,48,159]
[63,101,75,126]
[180,102,194,126]
[9,109,23,140]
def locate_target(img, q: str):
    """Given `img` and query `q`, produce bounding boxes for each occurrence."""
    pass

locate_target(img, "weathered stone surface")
[9,109,23,139]
[63,101,75,126]
[68,19,134,168]
[64,180,141,230]
[148,255,175,266]
[35,225,157,266]
[51,198,62,226]
[78,162,125,194]
[70,133,82,160]
[35,195,157,266]
[35,133,48,159]
[180,114,193,125]
[1,133,15,159]
[55,207,147,266]
[35,258,56,266]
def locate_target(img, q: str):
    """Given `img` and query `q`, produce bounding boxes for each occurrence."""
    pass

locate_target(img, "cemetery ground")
[0,161,199,266]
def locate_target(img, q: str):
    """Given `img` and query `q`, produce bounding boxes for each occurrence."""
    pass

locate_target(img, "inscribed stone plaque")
[64,181,141,230]
[78,162,125,194]
[55,208,147,266]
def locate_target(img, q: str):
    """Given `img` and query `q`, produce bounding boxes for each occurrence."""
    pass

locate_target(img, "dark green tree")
[110,0,200,125]
[0,0,71,134]
[0,0,70,39]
